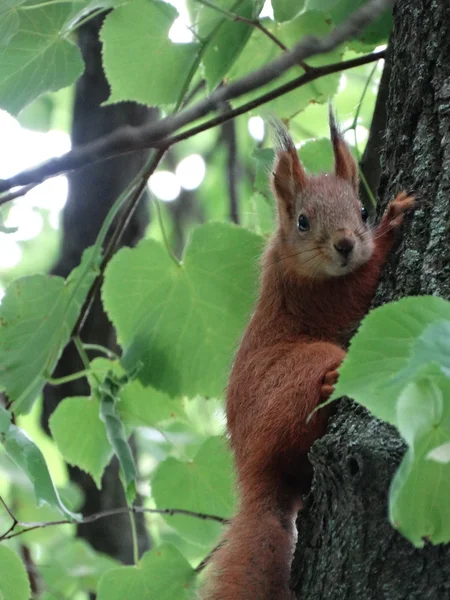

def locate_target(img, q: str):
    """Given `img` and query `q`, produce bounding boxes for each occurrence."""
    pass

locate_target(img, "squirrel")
[200,108,416,600]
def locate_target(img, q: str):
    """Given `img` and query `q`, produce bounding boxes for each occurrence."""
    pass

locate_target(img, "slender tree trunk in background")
[292,1,450,598]
[42,15,153,565]
[359,46,391,217]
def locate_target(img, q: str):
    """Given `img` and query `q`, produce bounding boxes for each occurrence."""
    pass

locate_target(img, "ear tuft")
[329,103,358,192]
[268,115,296,153]
[268,117,307,221]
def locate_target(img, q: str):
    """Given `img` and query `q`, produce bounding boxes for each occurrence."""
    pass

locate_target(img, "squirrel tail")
[200,496,296,600]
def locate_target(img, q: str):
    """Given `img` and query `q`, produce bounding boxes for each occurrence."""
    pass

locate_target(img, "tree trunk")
[42,14,153,565]
[291,1,450,598]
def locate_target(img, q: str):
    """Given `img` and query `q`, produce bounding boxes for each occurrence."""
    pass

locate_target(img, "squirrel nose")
[334,237,355,258]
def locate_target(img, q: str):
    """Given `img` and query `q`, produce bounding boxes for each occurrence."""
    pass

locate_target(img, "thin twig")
[82,343,120,360]
[0,182,40,207]
[0,496,228,543]
[182,79,206,106]
[152,195,181,265]
[73,148,166,337]
[0,0,392,195]
[195,539,225,574]
[0,496,17,523]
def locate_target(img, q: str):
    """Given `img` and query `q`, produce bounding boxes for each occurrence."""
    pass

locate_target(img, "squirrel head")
[269,108,374,280]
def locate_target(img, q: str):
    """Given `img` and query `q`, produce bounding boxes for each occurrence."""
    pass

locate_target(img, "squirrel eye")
[361,206,369,223]
[297,214,310,232]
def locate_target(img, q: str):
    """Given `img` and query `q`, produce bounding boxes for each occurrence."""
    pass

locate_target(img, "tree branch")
[0,0,392,196]
[0,496,228,543]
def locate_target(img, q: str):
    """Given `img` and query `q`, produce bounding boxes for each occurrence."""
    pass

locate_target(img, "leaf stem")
[82,343,120,360]
[21,0,79,9]
[66,7,106,35]
[46,369,91,385]
[128,503,139,565]
[73,336,91,371]
[152,198,181,266]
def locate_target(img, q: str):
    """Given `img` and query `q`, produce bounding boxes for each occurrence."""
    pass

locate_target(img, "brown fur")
[200,114,415,600]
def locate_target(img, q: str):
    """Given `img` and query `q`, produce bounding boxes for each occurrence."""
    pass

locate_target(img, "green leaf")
[100,0,200,106]
[0,404,11,433]
[17,85,75,134]
[0,247,101,414]
[99,371,137,489]
[2,422,79,519]
[102,223,263,399]
[328,0,392,49]
[152,436,235,546]
[97,544,195,600]
[120,382,187,428]
[299,137,334,173]
[427,442,450,463]
[89,358,187,428]
[65,0,128,31]
[40,539,119,596]
[252,147,274,198]
[242,191,275,236]
[0,546,30,600]
[306,0,340,10]
[331,296,450,547]
[0,0,26,46]
[272,0,305,22]
[391,320,450,385]
[0,212,18,234]
[199,0,264,90]
[251,138,332,198]
[229,12,341,118]
[0,2,84,115]
[389,374,450,547]
[49,397,112,489]
[332,296,450,425]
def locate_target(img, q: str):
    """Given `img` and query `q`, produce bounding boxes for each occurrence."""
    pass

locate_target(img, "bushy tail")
[200,502,296,600]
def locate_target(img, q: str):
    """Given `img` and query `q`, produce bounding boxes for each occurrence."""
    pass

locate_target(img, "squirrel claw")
[320,369,339,400]
[382,191,417,230]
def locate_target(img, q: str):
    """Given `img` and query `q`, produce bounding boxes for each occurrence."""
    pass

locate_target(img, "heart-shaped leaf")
[152,436,235,546]
[96,544,195,600]
[0,247,101,414]
[101,0,200,106]
[0,2,84,114]
[0,546,31,600]
[102,222,263,399]
[49,397,113,489]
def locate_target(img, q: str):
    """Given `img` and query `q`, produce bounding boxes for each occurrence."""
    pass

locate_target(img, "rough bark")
[292,1,450,598]
[42,15,153,565]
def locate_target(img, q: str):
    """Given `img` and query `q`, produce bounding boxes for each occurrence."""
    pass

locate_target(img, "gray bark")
[292,1,450,598]
[42,14,153,566]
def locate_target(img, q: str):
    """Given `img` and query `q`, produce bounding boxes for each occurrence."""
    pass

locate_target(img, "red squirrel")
[200,109,416,600]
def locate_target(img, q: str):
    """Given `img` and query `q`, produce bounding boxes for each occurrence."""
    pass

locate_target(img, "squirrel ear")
[269,118,307,220]
[329,104,358,193]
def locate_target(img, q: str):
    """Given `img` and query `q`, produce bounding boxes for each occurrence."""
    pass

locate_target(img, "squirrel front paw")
[320,369,339,401]
[381,190,417,231]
